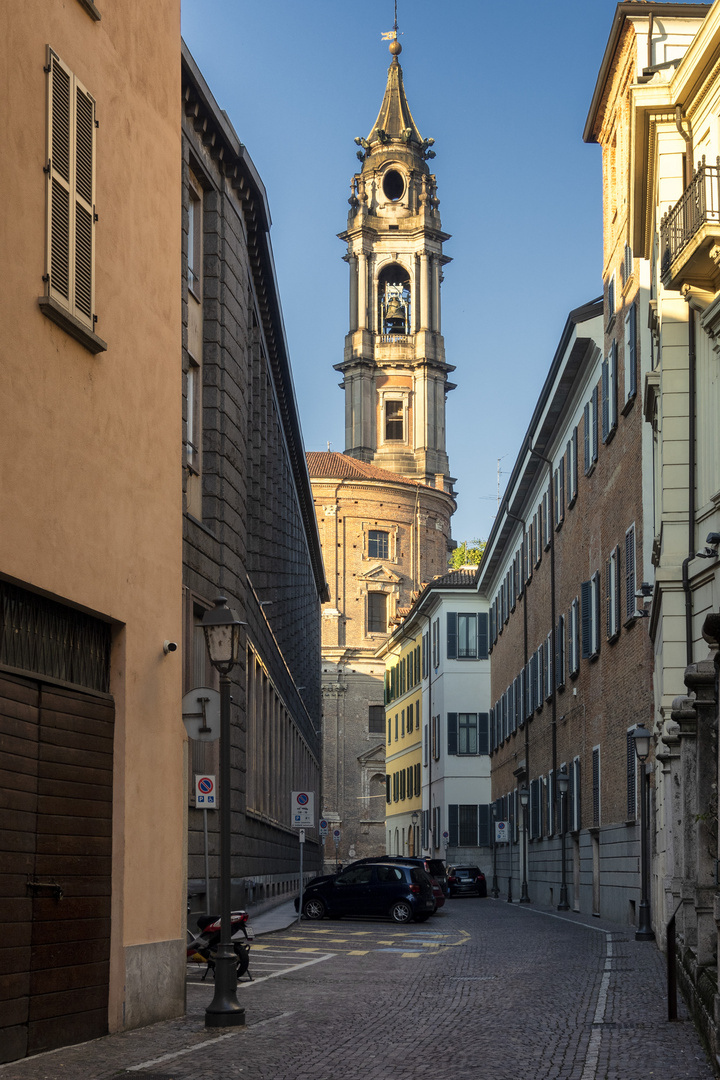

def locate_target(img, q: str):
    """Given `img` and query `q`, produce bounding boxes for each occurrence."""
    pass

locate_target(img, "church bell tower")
[336,35,455,492]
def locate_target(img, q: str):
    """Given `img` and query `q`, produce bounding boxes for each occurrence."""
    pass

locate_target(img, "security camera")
[163,640,178,654]
[697,533,720,559]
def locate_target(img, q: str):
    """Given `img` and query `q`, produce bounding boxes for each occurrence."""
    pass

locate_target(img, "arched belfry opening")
[378,263,411,336]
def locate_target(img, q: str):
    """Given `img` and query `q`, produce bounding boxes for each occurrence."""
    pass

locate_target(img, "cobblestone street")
[1,899,714,1080]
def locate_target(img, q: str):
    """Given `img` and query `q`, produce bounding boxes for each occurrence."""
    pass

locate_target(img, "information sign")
[495,820,509,843]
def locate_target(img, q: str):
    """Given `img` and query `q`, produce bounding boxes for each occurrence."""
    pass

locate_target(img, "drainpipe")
[682,289,707,665]
[675,106,693,188]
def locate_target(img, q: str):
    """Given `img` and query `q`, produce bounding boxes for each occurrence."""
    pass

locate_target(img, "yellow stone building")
[384,626,424,856]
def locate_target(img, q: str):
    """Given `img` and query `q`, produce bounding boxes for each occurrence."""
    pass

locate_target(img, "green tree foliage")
[449,539,486,569]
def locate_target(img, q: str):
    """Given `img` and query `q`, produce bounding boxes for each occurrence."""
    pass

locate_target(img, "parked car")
[446,865,487,898]
[350,855,448,898]
[294,861,436,923]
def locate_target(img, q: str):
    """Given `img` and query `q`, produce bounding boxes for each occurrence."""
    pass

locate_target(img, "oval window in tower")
[382,169,405,202]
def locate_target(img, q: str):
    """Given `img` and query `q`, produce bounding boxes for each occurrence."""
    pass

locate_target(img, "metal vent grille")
[0,581,111,692]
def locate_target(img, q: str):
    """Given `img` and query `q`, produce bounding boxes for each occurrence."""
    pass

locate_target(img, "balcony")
[374,333,415,362]
[660,158,720,292]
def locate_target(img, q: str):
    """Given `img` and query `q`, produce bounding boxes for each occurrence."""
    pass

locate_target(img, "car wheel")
[389,900,413,924]
[414,913,430,923]
[302,897,326,920]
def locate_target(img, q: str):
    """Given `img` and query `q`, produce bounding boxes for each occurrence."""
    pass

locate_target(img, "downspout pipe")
[675,106,693,188]
[682,289,706,666]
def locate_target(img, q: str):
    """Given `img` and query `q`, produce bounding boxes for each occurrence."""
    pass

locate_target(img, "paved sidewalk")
[249,899,298,936]
[1,899,715,1080]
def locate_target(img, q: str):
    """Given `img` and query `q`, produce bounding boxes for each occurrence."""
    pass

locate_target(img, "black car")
[295,861,436,923]
[350,855,449,898]
[446,864,487,898]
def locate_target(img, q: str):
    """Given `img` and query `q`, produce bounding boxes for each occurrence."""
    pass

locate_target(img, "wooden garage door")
[0,672,114,1062]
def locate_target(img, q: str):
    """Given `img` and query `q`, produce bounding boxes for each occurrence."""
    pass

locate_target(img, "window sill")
[603,425,617,445]
[38,296,107,354]
[608,630,620,645]
[585,463,596,479]
[621,393,636,417]
[77,0,101,19]
[623,614,637,629]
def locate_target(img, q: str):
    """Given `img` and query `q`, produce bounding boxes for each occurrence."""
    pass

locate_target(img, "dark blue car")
[296,861,435,924]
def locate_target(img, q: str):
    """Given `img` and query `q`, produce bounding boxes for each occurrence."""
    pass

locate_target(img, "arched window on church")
[378,263,411,336]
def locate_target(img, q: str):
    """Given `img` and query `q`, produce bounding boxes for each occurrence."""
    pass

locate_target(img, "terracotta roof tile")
[306,451,428,488]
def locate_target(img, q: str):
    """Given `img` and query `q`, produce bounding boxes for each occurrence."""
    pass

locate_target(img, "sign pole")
[203,807,210,915]
[298,829,305,924]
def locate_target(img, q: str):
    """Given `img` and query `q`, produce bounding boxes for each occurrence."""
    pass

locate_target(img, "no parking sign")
[195,774,217,808]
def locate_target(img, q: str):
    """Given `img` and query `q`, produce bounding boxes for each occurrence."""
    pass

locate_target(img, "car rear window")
[427,860,445,877]
[458,867,481,875]
[410,868,429,885]
[376,865,403,883]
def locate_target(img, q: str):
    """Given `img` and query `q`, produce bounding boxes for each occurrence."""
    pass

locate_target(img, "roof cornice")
[584,2,710,144]
[181,41,328,603]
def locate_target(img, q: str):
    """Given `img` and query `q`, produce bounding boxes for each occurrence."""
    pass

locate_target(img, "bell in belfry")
[384,294,406,333]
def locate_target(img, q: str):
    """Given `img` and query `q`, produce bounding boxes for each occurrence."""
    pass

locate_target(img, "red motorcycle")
[186,910,254,981]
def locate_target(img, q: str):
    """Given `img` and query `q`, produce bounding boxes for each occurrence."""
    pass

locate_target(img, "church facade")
[308,37,456,868]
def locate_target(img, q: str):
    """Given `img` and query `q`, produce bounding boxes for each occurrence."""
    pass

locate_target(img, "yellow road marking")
[401,952,421,958]
[251,944,269,950]
[297,948,323,953]
[348,950,369,955]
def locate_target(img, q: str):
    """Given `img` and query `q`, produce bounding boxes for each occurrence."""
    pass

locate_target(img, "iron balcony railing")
[661,156,720,280]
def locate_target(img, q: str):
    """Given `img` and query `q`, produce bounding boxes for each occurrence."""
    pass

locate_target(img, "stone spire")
[367,54,423,149]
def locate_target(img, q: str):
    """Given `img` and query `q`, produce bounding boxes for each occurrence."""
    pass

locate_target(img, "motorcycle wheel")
[234,942,250,978]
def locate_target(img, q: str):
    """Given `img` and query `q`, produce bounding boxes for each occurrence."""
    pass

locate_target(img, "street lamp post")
[556,767,570,911]
[633,724,655,941]
[518,786,531,903]
[202,597,247,1028]
[411,810,418,856]
[491,803,500,898]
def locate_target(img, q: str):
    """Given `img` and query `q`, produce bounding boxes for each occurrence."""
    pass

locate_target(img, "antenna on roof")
[327,441,332,452]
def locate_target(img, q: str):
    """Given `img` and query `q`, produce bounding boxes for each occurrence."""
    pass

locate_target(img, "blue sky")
[181,0,621,543]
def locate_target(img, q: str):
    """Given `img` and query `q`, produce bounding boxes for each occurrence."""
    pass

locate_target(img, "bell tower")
[336,34,455,492]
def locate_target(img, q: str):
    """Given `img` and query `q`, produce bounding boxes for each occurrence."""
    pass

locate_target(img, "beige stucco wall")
[0,1,184,1031]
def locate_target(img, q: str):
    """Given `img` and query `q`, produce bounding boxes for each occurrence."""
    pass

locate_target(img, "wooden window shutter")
[592,747,600,827]
[602,358,609,441]
[73,80,95,325]
[447,712,458,755]
[581,580,592,658]
[626,730,637,819]
[46,51,96,329]
[625,525,636,618]
[610,341,618,430]
[478,804,490,847]
[477,612,488,659]
[478,712,489,756]
[447,612,457,659]
[448,804,459,847]
[47,51,73,306]
[628,303,637,398]
[583,403,591,472]
[592,386,599,462]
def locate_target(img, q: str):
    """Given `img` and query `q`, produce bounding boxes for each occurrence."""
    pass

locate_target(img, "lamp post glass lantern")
[518,786,530,904]
[556,768,570,911]
[202,597,247,1027]
[632,725,655,941]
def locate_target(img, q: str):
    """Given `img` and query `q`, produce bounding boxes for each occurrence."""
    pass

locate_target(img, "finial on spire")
[381,0,402,56]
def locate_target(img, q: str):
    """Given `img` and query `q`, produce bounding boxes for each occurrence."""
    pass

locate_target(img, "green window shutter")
[447,612,457,659]
[448,804,459,847]
[447,712,458,755]
[477,612,488,658]
[478,712,489,755]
